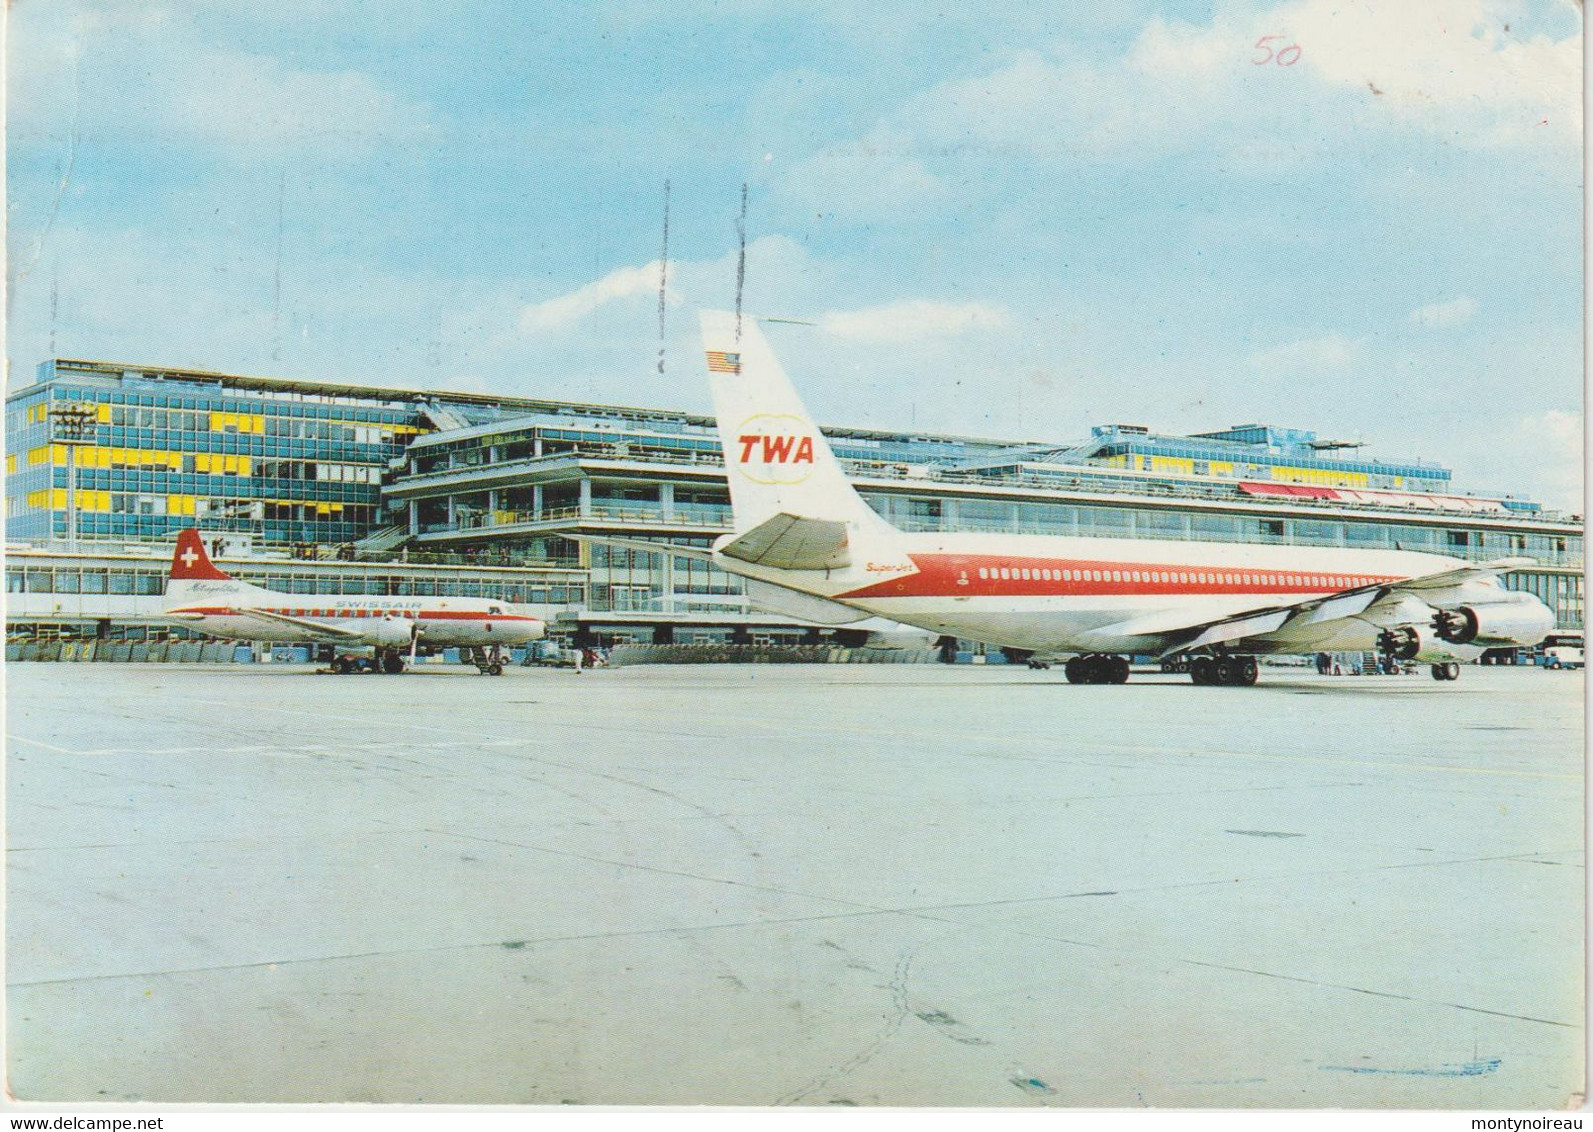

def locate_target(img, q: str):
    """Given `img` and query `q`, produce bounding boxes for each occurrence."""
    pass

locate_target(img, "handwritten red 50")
[1253,35,1302,65]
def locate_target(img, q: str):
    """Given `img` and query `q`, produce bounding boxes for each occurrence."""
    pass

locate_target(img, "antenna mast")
[657,179,670,375]
[734,182,748,341]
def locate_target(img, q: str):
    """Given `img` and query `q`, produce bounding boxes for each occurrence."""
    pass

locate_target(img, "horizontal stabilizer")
[721,513,851,571]
[743,579,870,624]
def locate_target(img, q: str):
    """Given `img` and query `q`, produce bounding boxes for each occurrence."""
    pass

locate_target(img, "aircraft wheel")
[331,656,350,675]
[1430,662,1460,681]
[1214,657,1236,685]
[488,662,504,676]
[1236,657,1259,686]
[381,651,406,675]
[1190,656,1215,685]
[1064,657,1087,684]
[1109,655,1130,684]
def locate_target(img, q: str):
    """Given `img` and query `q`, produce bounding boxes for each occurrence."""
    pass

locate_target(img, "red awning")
[1238,481,1341,501]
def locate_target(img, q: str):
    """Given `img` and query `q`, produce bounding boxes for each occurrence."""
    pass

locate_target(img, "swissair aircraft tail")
[166,529,275,605]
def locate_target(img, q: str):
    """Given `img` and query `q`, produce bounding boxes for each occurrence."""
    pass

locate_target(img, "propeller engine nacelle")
[374,615,419,648]
[1432,595,1555,648]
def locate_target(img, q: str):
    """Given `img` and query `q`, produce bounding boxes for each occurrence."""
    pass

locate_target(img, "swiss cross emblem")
[180,548,199,569]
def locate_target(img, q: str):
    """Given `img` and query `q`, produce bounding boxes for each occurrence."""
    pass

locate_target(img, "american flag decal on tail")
[706,350,741,374]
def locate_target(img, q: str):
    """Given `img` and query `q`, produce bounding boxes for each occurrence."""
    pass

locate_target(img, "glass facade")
[5,361,427,545]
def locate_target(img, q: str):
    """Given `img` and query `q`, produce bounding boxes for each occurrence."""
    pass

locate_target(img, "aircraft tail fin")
[166,529,271,606]
[701,310,896,543]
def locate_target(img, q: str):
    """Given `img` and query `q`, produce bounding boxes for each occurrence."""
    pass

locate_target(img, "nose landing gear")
[465,645,506,675]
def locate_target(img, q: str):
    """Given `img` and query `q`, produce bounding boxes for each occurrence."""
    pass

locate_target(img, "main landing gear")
[330,647,408,675]
[462,645,506,676]
[1189,655,1259,686]
[1430,662,1461,681]
[1064,654,1130,684]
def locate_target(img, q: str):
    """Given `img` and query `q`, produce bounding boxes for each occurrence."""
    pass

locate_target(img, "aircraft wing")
[226,608,368,640]
[1154,557,1534,658]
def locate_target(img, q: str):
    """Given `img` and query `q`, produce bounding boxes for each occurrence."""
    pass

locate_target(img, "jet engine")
[1377,624,1483,664]
[1377,625,1434,661]
[374,615,419,648]
[1432,594,1555,648]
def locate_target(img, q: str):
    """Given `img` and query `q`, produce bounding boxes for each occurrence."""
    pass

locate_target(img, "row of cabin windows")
[974,566,1377,589]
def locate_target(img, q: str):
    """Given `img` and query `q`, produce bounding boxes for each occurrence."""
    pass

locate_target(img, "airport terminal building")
[5,357,1584,651]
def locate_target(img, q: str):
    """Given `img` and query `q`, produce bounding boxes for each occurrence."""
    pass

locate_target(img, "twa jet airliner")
[585,310,1553,686]
[163,529,545,674]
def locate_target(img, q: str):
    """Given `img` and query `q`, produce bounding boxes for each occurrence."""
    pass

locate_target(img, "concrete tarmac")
[5,662,1584,1107]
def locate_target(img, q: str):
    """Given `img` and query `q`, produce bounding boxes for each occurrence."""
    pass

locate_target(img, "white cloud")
[1408,296,1480,328]
[777,129,947,222]
[1284,0,1582,148]
[1524,408,1585,514]
[1467,409,1585,513]
[819,299,1010,343]
[518,262,672,333]
[798,0,1580,198]
[511,235,826,339]
[1247,332,1360,370]
[9,5,434,163]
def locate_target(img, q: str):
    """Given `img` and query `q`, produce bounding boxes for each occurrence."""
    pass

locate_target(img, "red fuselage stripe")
[835,554,1402,600]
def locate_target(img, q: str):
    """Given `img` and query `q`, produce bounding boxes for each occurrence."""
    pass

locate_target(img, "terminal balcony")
[413,502,731,544]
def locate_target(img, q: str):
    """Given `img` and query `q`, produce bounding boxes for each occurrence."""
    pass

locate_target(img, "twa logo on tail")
[734,414,816,484]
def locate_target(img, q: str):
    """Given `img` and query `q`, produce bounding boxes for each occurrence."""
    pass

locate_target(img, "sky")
[6,0,1585,509]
